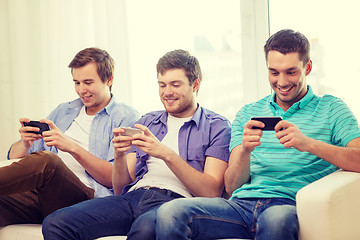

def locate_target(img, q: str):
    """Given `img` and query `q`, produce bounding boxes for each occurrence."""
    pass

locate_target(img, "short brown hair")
[156,49,202,93]
[69,47,115,91]
[264,29,310,66]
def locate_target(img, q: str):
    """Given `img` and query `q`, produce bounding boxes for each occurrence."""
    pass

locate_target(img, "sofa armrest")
[296,170,360,240]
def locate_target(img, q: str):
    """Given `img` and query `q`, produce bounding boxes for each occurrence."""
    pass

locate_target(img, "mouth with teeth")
[278,86,294,95]
[164,98,177,105]
[82,95,92,103]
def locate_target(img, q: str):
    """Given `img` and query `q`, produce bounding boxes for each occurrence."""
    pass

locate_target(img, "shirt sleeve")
[205,118,232,162]
[229,107,247,152]
[328,96,360,146]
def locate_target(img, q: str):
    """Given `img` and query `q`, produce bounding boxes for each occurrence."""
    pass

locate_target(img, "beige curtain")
[0,0,131,159]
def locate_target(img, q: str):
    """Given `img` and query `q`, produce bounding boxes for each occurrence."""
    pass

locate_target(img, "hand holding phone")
[23,121,50,135]
[251,117,282,131]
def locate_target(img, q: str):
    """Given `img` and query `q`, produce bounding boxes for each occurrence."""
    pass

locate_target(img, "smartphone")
[251,116,282,131]
[23,121,50,134]
[121,127,143,136]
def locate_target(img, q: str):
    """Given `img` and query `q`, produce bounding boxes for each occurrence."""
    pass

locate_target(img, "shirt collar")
[67,93,115,116]
[155,103,201,127]
[269,85,314,110]
[102,93,116,116]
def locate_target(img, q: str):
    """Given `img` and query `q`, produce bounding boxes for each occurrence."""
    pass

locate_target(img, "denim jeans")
[42,188,181,240]
[0,151,94,226]
[156,197,298,240]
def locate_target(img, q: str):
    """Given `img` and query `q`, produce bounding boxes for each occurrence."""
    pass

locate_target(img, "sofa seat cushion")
[0,224,246,239]
[0,224,128,240]
[0,224,43,240]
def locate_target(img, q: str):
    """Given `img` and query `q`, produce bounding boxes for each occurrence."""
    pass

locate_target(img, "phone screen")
[23,121,50,134]
[251,117,282,131]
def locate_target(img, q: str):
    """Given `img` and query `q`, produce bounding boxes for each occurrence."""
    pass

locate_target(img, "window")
[125,0,269,121]
[269,0,360,120]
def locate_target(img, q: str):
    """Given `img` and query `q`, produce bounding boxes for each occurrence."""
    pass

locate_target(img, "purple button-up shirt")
[122,104,231,194]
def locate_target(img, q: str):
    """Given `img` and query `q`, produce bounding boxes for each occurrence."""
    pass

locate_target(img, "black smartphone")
[251,117,282,131]
[23,121,50,135]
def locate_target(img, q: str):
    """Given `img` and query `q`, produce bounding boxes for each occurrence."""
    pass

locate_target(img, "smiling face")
[158,68,199,118]
[267,51,312,111]
[72,62,112,115]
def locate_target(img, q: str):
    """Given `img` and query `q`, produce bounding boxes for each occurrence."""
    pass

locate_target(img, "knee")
[42,208,77,240]
[257,205,298,237]
[37,151,65,173]
[30,151,62,167]
[128,216,156,240]
[157,199,190,224]
[42,210,64,238]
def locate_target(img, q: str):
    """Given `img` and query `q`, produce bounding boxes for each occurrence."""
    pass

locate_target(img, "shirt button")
[196,155,199,159]
[161,131,165,134]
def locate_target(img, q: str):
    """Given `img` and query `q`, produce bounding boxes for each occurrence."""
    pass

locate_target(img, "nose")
[78,83,88,94]
[277,73,288,87]
[163,85,173,96]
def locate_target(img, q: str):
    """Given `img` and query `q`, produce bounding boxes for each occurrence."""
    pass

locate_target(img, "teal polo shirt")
[230,86,360,201]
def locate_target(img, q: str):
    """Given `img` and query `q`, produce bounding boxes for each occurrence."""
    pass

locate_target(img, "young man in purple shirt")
[42,49,231,240]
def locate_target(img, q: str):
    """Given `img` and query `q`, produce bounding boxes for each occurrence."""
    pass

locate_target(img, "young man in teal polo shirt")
[155,29,360,240]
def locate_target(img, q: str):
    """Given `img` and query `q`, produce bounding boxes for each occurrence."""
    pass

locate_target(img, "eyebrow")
[73,79,94,82]
[268,67,298,72]
[157,80,183,84]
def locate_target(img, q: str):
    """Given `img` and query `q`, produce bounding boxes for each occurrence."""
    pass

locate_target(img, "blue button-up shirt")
[9,95,140,197]
[122,104,231,194]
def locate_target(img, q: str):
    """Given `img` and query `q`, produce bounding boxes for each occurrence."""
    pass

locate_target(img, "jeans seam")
[192,215,248,227]
[251,199,271,233]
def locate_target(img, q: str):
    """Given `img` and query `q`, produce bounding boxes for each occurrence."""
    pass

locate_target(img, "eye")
[287,71,296,75]
[270,71,279,76]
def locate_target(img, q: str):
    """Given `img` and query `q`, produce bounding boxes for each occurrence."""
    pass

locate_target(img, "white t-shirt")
[130,114,193,198]
[56,106,94,187]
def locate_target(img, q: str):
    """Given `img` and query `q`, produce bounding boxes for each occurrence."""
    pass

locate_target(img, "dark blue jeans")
[42,188,179,240]
[156,197,298,240]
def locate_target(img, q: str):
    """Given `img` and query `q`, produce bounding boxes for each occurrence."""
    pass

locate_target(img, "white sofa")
[1,157,360,240]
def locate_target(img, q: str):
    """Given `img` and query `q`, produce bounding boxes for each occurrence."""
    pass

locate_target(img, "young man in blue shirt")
[1,47,140,226]
[154,29,360,240]
[42,49,232,240]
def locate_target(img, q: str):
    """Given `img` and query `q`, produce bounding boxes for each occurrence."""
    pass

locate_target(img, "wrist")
[162,150,178,163]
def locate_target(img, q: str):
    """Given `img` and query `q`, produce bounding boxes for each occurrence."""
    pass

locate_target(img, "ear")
[192,78,200,93]
[305,60,312,76]
[106,77,113,87]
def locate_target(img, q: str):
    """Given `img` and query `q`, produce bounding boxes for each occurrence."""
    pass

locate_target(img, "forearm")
[8,141,30,159]
[306,138,360,172]
[68,144,113,188]
[224,145,251,195]
[163,152,225,197]
[112,152,134,195]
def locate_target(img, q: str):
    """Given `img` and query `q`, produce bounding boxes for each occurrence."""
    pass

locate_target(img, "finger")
[23,134,42,141]
[19,118,31,126]
[112,135,134,147]
[21,125,41,135]
[113,127,126,136]
[115,146,131,153]
[134,124,154,137]
[41,119,55,130]
[275,121,286,132]
[247,120,265,130]
[275,127,287,139]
